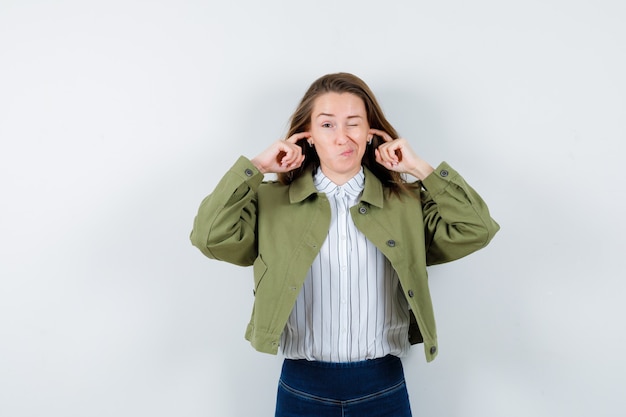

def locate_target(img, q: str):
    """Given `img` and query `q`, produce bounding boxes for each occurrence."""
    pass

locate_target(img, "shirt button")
[439,169,449,177]
[408,289,415,297]
[358,206,367,214]
[244,168,254,177]
[387,239,396,247]
[430,346,437,355]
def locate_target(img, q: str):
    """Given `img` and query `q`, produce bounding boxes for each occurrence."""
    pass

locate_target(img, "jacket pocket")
[252,255,268,295]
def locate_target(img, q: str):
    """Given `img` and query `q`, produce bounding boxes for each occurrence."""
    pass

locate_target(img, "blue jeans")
[275,355,412,417]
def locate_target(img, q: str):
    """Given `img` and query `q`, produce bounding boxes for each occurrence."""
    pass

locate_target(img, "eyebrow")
[315,113,363,119]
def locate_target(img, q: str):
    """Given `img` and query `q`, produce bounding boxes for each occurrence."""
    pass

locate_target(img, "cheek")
[357,128,369,143]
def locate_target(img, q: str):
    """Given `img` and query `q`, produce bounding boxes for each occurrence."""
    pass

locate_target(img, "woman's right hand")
[250,132,310,174]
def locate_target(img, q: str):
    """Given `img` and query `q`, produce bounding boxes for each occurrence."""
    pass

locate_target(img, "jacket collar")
[288,165,384,208]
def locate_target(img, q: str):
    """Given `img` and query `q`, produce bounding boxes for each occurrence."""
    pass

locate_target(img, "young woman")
[191,72,499,417]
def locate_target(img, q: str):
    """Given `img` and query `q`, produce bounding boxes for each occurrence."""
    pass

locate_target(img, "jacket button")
[359,206,367,214]
[408,289,414,297]
[244,168,254,177]
[387,239,396,247]
[430,346,437,355]
[439,169,449,177]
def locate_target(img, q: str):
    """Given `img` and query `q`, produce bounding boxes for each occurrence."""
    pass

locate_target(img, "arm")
[420,163,500,265]
[190,133,310,266]
[190,156,263,266]
[370,129,499,265]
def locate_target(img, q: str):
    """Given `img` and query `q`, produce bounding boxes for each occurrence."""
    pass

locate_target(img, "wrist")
[408,162,434,180]
[250,157,268,174]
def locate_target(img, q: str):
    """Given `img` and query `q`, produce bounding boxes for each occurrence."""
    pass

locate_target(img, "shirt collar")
[313,168,365,200]
[289,165,384,208]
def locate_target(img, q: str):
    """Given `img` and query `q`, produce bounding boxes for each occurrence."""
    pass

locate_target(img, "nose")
[335,126,348,144]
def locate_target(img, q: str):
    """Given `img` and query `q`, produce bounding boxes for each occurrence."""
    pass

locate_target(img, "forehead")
[312,92,366,117]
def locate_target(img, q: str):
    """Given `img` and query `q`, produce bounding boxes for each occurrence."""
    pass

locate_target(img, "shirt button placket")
[337,189,350,360]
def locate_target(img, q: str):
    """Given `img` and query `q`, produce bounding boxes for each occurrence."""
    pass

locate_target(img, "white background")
[1,0,625,416]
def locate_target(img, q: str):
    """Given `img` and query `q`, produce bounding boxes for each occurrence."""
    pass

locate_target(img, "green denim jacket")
[191,156,499,362]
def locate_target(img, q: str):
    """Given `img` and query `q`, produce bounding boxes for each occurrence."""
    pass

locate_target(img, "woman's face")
[308,92,372,185]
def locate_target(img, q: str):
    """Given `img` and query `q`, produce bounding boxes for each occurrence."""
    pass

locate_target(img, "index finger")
[369,128,394,142]
[285,131,311,144]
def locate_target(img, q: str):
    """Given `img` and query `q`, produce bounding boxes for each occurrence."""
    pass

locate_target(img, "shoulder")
[259,179,287,192]
[382,183,422,205]
[257,179,291,202]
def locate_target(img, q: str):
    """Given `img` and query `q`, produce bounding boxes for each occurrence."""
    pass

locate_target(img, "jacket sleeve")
[190,156,264,266]
[420,162,500,266]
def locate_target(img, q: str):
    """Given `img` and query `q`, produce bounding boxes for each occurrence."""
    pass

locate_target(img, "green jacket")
[191,156,499,362]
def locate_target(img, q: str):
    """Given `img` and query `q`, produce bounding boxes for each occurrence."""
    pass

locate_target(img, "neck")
[320,167,361,186]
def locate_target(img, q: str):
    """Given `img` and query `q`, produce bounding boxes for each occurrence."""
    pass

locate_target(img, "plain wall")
[1,0,625,416]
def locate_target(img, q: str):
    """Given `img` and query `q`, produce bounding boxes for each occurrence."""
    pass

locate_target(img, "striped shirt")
[280,168,411,362]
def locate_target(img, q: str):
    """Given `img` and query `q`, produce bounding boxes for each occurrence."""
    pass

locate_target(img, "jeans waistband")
[280,355,405,401]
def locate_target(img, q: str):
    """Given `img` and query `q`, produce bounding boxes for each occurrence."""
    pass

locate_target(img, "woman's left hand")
[370,128,435,180]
